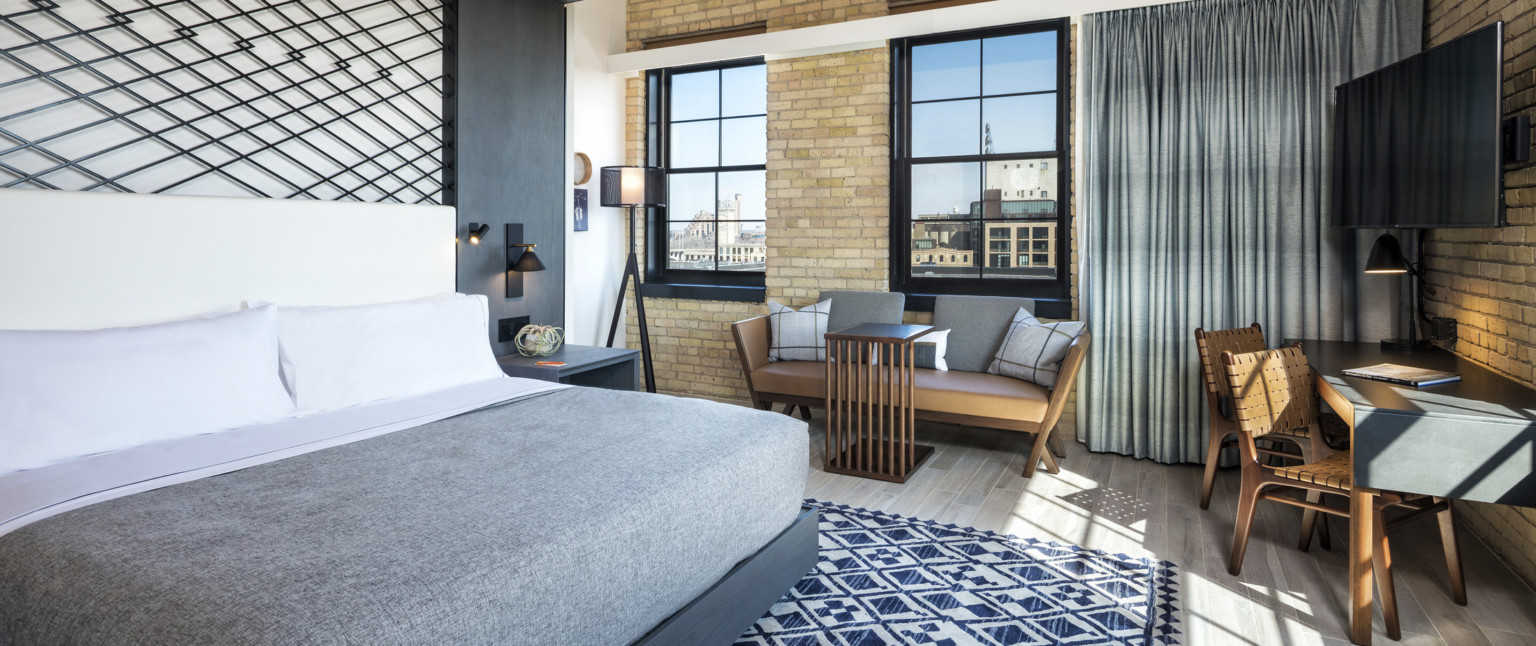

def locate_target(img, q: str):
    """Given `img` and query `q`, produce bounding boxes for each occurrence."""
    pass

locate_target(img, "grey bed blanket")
[0,388,808,645]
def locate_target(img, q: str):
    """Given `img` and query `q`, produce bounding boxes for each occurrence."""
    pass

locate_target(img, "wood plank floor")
[796,412,1536,646]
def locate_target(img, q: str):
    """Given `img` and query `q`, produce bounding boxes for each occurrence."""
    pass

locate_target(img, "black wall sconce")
[505,223,545,298]
[467,223,489,244]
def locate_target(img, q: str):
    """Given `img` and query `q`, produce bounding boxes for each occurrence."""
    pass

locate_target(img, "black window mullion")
[977,35,987,280]
[672,113,767,125]
[712,169,720,272]
[714,68,721,273]
[669,163,768,173]
[911,89,1056,105]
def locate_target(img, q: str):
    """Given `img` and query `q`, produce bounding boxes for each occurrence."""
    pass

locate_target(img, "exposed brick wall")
[626,0,887,50]
[764,50,892,303]
[619,3,1080,438]
[1421,0,1536,588]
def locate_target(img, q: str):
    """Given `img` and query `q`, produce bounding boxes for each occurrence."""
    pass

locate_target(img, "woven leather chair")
[1221,346,1466,641]
[1195,324,1315,511]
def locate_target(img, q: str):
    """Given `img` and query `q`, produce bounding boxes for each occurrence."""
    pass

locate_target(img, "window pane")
[720,116,766,166]
[982,94,1055,153]
[719,221,766,271]
[716,171,765,271]
[909,220,979,279]
[669,120,719,168]
[666,220,715,270]
[910,162,980,218]
[982,32,1056,95]
[911,39,979,101]
[983,220,1056,280]
[983,222,1024,269]
[912,100,979,157]
[721,65,766,117]
[670,70,718,121]
[667,172,715,224]
[983,158,1058,212]
[718,170,766,220]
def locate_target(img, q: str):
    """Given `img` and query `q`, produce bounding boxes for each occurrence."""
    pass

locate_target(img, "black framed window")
[891,19,1071,316]
[644,58,767,300]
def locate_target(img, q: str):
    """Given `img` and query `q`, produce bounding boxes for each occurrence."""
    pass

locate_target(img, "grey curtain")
[1078,0,1421,463]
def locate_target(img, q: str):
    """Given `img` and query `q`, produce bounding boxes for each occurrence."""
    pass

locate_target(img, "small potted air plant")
[514,324,564,357]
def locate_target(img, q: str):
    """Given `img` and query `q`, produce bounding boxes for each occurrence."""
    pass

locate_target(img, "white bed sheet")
[0,376,566,538]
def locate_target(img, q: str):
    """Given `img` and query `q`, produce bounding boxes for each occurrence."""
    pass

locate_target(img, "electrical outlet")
[1430,317,1458,342]
[497,316,530,343]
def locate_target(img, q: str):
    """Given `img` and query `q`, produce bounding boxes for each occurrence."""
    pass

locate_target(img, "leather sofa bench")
[732,291,1089,477]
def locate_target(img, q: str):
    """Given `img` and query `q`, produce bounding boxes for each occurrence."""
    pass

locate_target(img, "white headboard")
[0,189,457,330]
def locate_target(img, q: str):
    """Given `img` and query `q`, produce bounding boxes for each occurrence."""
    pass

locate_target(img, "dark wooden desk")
[1295,340,1536,645]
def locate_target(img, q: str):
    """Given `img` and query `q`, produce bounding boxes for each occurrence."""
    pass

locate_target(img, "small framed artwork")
[573,188,588,232]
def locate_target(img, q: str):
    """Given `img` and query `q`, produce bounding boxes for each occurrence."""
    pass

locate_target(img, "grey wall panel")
[449,0,567,355]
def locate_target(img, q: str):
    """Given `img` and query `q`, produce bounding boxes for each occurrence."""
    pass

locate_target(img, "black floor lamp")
[600,166,665,393]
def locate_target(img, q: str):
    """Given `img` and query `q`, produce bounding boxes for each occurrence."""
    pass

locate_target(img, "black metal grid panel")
[0,0,446,203]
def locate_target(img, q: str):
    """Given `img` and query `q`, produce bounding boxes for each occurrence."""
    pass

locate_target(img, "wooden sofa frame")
[731,315,1090,478]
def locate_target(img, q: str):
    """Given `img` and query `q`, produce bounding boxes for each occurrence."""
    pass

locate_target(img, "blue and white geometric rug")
[737,501,1181,646]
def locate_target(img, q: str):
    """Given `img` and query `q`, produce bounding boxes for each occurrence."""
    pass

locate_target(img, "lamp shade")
[1364,233,1409,274]
[599,166,665,207]
[513,248,545,272]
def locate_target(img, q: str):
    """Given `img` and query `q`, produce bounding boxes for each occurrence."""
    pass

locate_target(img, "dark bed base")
[633,506,819,646]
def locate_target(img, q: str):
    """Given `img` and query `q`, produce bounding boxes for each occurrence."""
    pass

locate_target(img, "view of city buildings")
[667,193,767,270]
[910,158,1058,279]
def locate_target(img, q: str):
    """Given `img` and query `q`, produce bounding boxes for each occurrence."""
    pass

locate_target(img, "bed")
[0,189,815,645]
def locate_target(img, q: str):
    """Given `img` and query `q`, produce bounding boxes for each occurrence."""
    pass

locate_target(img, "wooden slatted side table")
[823,323,935,483]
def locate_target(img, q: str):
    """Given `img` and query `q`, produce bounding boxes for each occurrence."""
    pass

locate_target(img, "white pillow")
[0,306,296,474]
[987,308,1086,388]
[769,299,831,362]
[273,294,505,412]
[915,329,950,371]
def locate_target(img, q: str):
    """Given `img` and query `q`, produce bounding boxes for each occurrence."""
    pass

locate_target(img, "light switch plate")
[498,316,530,343]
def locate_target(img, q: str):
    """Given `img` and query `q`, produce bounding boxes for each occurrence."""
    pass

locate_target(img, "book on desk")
[1343,363,1461,387]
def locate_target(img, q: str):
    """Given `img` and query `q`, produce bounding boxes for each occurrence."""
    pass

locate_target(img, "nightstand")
[496,344,640,391]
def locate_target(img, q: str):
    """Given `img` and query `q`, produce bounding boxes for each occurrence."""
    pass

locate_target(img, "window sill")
[640,283,765,303]
[904,293,1072,319]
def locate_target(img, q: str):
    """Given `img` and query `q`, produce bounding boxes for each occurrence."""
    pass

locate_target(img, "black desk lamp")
[1364,232,1432,351]
[600,166,665,393]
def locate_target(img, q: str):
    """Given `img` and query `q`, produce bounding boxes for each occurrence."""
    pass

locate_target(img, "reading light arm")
[467,222,490,244]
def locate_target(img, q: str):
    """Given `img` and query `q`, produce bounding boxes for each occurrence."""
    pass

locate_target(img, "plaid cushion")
[987,308,1085,388]
[769,299,831,362]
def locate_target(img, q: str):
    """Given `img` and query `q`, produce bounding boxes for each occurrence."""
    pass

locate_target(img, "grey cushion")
[769,299,831,361]
[932,295,1037,373]
[818,290,905,335]
[987,308,1086,388]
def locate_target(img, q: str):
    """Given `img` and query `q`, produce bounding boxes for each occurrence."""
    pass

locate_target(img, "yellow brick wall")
[626,0,888,50]
[621,3,1079,438]
[765,50,892,303]
[1421,0,1536,587]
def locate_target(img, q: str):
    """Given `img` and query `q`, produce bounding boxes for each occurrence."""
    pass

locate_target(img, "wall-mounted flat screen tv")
[1333,22,1504,229]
